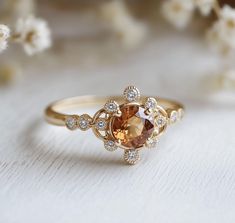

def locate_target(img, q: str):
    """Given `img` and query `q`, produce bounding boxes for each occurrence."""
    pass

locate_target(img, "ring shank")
[45,95,184,126]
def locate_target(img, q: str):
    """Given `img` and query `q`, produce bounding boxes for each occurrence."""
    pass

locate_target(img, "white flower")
[207,5,235,53]
[0,24,10,53]
[162,0,195,29]
[100,0,147,48]
[194,0,215,16]
[15,16,51,55]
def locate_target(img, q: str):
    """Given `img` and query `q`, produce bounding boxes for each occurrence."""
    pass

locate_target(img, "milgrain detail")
[45,86,184,164]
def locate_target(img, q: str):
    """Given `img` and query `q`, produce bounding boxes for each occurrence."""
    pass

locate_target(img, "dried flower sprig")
[0,24,10,53]
[207,5,235,54]
[162,0,215,29]
[0,16,51,55]
[100,0,147,48]
[162,0,235,54]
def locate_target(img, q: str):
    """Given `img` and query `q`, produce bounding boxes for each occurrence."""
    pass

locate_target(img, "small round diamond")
[65,116,78,130]
[145,97,157,110]
[124,149,140,165]
[104,140,117,151]
[123,86,140,102]
[95,118,107,131]
[78,114,91,131]
[146,138,159,148]
[178,108,184,120]
[104,100,118,113]
[155,115,167,128]
[170,111,178,124]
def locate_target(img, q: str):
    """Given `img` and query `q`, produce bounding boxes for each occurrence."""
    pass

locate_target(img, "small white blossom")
[0,24,10,53]
[100,0,147,48]
[194,0,215,16]
[15,16,51,55]
[207,5,235,53]
[162,0,194,29]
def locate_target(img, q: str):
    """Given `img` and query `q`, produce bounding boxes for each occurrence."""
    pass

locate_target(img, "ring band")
[45,86,184,165]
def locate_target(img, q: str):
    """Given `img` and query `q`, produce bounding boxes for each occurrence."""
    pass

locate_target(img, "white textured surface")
[1,26,235,223]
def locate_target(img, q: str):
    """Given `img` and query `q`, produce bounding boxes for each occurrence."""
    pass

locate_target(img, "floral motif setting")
[65,86,183,165]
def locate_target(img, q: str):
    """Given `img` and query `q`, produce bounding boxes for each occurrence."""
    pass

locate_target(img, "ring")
[45,86,184,165]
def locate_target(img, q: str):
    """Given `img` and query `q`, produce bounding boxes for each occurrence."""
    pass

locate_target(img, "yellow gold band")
[45,95,184,126]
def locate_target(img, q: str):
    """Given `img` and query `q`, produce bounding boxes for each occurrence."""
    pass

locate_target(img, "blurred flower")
[207,5,235,53]
[0,62,22,86]
[14,16,51,55]
[0,24,10,53]
[220,69,235,90]
[194,0,215,16]
[162,0,194,29]
[100,0,147,48]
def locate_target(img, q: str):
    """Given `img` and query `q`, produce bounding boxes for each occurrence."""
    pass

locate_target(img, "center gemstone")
[111,104,155,148]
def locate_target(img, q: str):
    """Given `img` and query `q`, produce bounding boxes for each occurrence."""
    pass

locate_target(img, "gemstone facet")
[111,104,155,148]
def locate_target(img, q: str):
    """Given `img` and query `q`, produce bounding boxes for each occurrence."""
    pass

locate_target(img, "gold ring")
[45,86,184,165]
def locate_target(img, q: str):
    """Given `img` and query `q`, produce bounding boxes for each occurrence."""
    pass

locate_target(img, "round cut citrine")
[111,104,155,148]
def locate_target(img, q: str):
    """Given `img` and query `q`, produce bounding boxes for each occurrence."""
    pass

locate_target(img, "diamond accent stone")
[65,116,78,130]
[146,137,159,148]
[170,111,178,124]
[104,140,117,151]
[124,149,140,165]
[78,114,91,131]
[123,86,140,102]
[178,108,184,120]
[145,97,157,110]
[155,115,167,128]
[95,118,107,131]
[104,100,118,113]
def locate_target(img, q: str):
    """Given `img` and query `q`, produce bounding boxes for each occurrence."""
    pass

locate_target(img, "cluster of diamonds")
[64,86,183,165]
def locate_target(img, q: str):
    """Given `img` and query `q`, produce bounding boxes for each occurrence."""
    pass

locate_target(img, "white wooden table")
[0,20,235,223]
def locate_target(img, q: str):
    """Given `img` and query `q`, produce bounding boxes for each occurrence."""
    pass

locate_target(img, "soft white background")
[0,13,235,223]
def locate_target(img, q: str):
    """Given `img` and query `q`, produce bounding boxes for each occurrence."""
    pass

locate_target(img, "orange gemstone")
[111,104,155,148]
